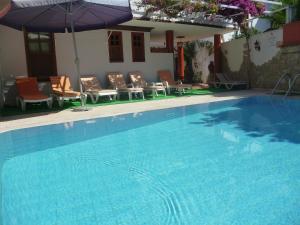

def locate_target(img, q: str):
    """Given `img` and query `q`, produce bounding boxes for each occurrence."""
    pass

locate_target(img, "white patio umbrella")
[0,0,133,109]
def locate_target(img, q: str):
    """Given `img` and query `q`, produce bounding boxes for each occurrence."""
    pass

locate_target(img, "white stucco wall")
[193,44,213,83]
[0,26,27,78]
[0,25,174,90]
[221,38,246,72]
[248,29,282,66]
[55,29,174,88]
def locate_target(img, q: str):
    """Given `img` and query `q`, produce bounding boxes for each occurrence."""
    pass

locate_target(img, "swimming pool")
[1,96,299,225]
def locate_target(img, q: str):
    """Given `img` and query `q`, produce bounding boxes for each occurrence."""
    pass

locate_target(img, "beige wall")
[0,25,174,90]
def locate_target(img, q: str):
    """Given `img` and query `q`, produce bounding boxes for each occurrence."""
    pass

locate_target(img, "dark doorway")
[24,32,57,81]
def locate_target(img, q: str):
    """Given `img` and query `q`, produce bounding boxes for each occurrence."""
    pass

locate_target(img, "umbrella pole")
[70,17,88,110]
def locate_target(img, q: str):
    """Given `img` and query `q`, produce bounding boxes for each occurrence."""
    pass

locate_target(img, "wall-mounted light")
[254,40,261,51]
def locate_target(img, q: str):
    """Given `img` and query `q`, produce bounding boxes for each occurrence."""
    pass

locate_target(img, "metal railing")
[271,72,292,95]
[285,74,300,97]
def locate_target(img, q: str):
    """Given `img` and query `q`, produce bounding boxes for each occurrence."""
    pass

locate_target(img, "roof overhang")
[122,19,235,42]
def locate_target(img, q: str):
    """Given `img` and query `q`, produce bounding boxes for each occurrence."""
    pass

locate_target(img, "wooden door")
[24,32,57,81]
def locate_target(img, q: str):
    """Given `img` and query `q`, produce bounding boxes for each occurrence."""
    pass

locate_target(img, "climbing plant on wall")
[137,0,266,26]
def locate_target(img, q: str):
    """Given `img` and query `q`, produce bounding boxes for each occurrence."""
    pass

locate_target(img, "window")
[108,31,124,63]
[131,32,145,62]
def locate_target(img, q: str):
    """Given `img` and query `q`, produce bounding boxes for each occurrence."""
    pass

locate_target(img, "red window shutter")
[131,32,145,62]
[108,31,124,63]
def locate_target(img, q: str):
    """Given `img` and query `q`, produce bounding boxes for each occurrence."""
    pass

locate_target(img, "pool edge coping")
[0,90,267,133]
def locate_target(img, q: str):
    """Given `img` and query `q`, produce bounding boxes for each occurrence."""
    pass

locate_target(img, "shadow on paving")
[0,88,228,120]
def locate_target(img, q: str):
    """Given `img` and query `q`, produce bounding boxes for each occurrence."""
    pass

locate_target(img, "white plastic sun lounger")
[214,73,249,90]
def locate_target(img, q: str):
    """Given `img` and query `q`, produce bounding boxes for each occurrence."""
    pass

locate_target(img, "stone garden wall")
[221,28,300,91]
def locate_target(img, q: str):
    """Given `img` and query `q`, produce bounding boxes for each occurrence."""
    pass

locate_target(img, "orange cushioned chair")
[50,75,86,107]
[16,77,52,111]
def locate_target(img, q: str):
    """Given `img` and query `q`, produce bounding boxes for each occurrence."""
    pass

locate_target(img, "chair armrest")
[127,83,134,88]
[162,81,169,87]
[154,82,164,87]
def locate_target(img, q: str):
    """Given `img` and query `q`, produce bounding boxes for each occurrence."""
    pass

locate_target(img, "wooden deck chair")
[80,76,117,103]
[107,72,144,100]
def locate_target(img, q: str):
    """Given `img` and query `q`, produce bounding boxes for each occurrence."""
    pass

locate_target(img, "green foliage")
[264,0,300,27]
[137,0,266,25]
[192,71,203,83]
[264,8,286,29]
[184,42,197,60]
[183,42,197,82]
[295,0,300,20]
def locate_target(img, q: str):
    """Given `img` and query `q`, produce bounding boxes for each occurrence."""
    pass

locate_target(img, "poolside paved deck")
[0,90,267,132]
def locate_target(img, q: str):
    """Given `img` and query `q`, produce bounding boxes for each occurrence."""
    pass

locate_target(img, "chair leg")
[95,95,100,103]
[117,93,120,100]
[89,94,96,104]
[47,99,53,109]
[20,100,26,111]
[16,97,20,107]
[58,98,64,107]
[128,92,132,101]
[83,94,87,105]
[214,83,220,88]
[225,84,233,90]
[152,90,156,98]
[178,88,183,95]
[141,92,145,100]
[113,95,117,101]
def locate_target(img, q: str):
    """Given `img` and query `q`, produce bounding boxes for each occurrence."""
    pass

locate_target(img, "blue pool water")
[0,96,300,225]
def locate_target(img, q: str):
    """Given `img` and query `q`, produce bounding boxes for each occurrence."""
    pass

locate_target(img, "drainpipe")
[286,6,292,24]
[177,42,185,81]
[214,34,222,82]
